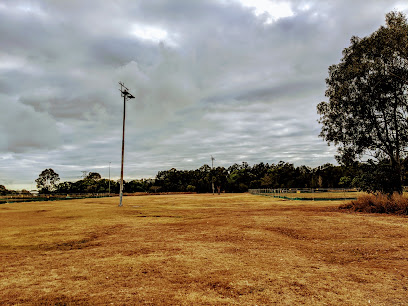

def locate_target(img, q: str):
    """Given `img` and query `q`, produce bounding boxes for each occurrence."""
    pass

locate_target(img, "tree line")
[30,159,408,195]
[0,185,31,196]
[34,169,154,195]
[150,160,408,194]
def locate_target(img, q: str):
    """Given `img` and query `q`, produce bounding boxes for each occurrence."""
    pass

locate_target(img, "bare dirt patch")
[0,194,407,305]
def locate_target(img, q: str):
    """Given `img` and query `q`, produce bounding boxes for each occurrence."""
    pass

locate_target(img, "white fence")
[248,188,358,201]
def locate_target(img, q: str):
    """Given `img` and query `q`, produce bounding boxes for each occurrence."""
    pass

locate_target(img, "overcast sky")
[1,0,407,190]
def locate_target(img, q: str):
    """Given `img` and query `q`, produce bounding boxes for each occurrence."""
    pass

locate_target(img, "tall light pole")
[211,155,215,195]
[119,82,135,207]
[108,162,111,196]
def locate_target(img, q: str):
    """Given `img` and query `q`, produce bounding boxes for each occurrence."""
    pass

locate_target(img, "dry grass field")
[0,193,407,305]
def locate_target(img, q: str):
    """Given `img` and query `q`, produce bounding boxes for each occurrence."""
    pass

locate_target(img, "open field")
[1,194,407,305]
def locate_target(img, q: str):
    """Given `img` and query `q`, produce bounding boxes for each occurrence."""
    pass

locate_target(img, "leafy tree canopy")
[0,185,8,195]
[86,172,102,180]
[35,168,60,193]
[317,11,408,193]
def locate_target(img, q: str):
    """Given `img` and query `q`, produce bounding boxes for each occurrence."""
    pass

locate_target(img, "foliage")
[35,168,60,193]
[317,11,408,193]
[55,178,154,194]
[350,159,402,195]
[86,172,101,180]
[212,166,228,194]
[338,176,352,188]
[340,193,408,215]
[34,159,408,195]
[0,185,8,195]
[124,179,153,193]
[153,162,350,193]
[186,185,196,192]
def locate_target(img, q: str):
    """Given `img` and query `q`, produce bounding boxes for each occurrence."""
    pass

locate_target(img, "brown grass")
[0,194,407,305]
[340,193,408,215]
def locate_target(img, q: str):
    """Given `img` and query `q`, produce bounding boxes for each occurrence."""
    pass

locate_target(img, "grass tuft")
[340,192,408,215]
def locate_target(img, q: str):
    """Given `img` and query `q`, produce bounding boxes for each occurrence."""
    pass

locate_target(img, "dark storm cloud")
[0,0,407,189]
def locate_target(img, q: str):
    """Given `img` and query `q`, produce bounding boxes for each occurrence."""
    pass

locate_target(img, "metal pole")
[117,82,135,207]
[119,94,126,207]
[211,156,215,195]
[108,162,111,196]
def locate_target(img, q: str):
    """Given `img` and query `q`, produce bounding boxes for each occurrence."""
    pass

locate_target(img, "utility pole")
[119,82,135,207]
[108,162,111,196]
[211,155,215,195]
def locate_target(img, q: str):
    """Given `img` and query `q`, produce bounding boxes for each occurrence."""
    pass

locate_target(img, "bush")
[340,193,408,215]
[186,185,196,192]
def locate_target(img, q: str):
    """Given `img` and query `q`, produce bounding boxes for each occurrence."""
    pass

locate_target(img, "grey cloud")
[0,0,407,189]
[89,38,160,67]
[235,79,320,103]
[0,96,61,153]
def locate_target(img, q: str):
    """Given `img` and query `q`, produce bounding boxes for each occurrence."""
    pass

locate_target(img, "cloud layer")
[1,0,407,189]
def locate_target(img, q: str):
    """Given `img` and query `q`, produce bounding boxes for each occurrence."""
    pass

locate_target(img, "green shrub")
[186,185,196,192]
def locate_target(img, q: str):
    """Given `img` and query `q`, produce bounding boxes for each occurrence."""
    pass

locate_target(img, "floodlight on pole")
[119,82,135,207]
